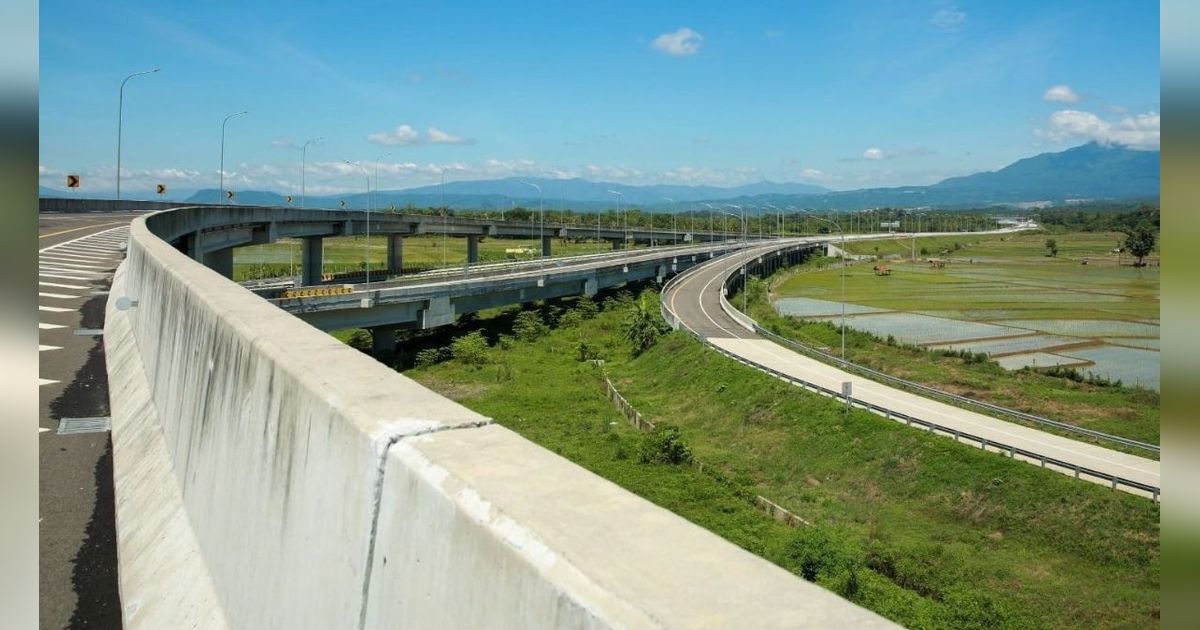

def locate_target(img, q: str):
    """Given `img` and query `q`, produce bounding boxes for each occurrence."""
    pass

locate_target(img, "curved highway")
[665,239,1161,499]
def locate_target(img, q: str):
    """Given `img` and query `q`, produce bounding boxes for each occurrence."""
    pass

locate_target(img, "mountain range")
[41,143,1158,211]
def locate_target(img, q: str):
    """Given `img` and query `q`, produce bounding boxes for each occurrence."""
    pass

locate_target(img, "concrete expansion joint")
[358,417,493,629]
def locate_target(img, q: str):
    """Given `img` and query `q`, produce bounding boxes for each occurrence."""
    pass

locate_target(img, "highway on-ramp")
[664,239,1161,499]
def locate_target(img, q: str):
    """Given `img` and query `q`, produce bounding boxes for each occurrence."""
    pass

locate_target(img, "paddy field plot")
[774,231,1159,390]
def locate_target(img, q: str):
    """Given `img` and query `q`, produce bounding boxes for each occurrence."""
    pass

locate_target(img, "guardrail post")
[1073,465,1080,479]
[1153,488,1159,502]
[952,430,959,442]
[1009,446,1015,458]
[1111,478,1118,490]
[1039,456,1046,467]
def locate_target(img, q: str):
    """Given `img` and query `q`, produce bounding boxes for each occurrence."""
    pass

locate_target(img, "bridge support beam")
[203,247,234,279]
[302,236,323,286]
[467,235,480,264]
[387,234,404,273]
[370,325,399,357]
[541,236,552,257]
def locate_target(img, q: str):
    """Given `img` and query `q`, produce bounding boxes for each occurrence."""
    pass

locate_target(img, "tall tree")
[1124,225,1156,266]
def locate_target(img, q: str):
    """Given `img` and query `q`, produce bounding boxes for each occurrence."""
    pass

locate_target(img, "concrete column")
[386,234,404,273]
[370,325,398,356]
[203,247,234,279]
[186,232,203,262]
[467,236,480,264]
[611,239,625,250]
[541,236,552,257]
[302,236,323,286]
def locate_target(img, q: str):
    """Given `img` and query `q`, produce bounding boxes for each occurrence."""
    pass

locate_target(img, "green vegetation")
[758,233,1159,445]
[355,286,1158,629]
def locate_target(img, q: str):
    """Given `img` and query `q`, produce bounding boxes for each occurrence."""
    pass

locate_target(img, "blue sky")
[39,0,1159,196]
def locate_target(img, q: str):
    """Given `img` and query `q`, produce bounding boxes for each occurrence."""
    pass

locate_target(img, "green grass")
[351,287,1159,629]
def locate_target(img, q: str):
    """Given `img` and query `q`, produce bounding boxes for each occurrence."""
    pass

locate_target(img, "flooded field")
[773,232,1160,390]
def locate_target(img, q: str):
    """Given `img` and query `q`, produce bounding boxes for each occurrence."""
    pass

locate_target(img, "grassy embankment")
[231,234,638,281]
[335,285,1159,629]
[754,231,1159,446]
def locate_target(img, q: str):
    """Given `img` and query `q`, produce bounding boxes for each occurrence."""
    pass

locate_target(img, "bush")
[787,527,855,582]
[558,309,583,328]
[574,297,600,320]
[513,310,549,342]
[451,331,490,367]
[346,329,373,352]
[639,426,693,465]
[497,335,515,351]
[414,347,451,367]
[623,296,668,356]
[576,342,603,362]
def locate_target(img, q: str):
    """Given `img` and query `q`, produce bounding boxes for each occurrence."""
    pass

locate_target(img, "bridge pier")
[541,236,552,257]
[467,235,480,264]
[302,236,323,286]
[611,239,625,250]
[387,234,404,273]
[203,247,234,279]
[370,325,399,357]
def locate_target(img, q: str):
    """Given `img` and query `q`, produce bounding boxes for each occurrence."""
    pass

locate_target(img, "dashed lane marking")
[39,292,81,300]
[39,345,62,352]
[39,305,74,313]
[38,378,60,386]
[39,323,66,330]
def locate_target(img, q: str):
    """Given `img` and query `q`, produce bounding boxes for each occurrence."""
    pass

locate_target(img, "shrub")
[576,342,603,362]
[574,297,600,320]
[623,296,667,356]
[638,426,693,465]
[787,527,854,582]
[451,331,490,367]
[414,347,451,367]
[558,309,583,328]
[513,310,549,342]
[346,329,373,352]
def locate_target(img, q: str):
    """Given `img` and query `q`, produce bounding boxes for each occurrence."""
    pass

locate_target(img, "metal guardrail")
[659,250,1161,502]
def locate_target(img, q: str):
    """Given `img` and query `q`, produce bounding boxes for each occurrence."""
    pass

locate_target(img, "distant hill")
[171,143,1158,212]
[716,143,1159,211]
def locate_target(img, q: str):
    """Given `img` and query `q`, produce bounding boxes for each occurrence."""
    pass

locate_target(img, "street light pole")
[608,190,624,246]
[720,210,749,311]
[345,161,371,283]
[521,181,544,263]
[300,137,321,208]
[219,110,248,204]
[116,68,160,200]
[663,197,677,245]
[812,216,847,362]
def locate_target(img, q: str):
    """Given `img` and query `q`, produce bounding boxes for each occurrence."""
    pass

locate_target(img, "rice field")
[773,231,1160,390]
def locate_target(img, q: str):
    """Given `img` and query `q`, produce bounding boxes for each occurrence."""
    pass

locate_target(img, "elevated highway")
[102,205,894,628]
[661,238,1161,499]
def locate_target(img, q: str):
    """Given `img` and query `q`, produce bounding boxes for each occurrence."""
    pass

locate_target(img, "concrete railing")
[104,208,894,628]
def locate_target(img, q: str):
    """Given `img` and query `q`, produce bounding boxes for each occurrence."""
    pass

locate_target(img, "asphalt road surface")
[39,212,142,629]
[664,239,1160,498]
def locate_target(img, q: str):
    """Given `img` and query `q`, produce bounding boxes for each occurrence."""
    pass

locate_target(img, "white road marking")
[39,322,66,330]
[40,427,50,434]
[38,305,74,313]
[39,378,60,386]
[38,259,108,270]
[38,292,80,299]
[40,272,98,281]
[40,281,89,290]
[39,251,110,262]
[39,344,62,352]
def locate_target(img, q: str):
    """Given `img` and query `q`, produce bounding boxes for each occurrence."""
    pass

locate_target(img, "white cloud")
[1040,109,1159,149]
[930,6,966,32]
[652,27,702,56]
[367,124,473,146]
[863,148,886,160]
[368,124,421,146]
[427,127,472,145]
[800,168,831,181]
[1043,84,1081,103]
[271,137,297,149]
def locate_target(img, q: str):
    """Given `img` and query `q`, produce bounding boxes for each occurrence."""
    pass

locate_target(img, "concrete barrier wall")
[106,209,895,628]
[39,197,205,213]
